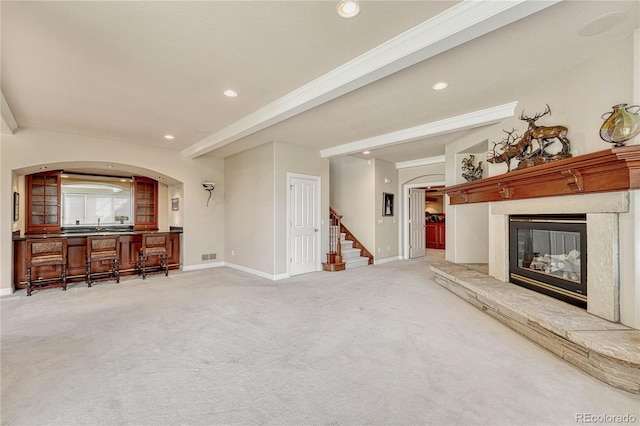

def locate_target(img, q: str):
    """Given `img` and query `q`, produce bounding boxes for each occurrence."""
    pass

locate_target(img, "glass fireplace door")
[510,215,587,308]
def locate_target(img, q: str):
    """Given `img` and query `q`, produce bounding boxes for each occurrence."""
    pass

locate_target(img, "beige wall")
[446,33,635,263]
[330,156,376,252]
[224,142,275,275]
[329,156,399,261]
[0,128,224,293]
[274,142,330,276]
[444,33,639,327]
[224,141,330,277]
[483,34,635,178]
[445,126,490,264]
[374,159,399,261]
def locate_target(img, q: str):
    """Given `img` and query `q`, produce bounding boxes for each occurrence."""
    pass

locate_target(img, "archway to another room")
[401,179,445,259]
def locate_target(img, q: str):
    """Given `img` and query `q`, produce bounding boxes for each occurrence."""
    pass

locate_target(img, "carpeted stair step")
[345,256,370,269]
[340,240,353,249]
[341,247,362,259]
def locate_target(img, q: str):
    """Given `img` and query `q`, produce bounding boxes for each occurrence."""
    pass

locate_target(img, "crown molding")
[1,91,18,134]
[321,101,518,159]
[396,155,446,170]
[182,1,557,159]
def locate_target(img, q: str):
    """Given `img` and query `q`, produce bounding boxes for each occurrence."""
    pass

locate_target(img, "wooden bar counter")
[13,229,182,290]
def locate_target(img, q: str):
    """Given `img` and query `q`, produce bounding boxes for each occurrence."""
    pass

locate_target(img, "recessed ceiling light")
[363,151,370,155]
[164,134,175,140]
[432,82,448,91]
[39,166,48,170]
[337,0,360,18]
[106,165,114,168]
[223,89,238,97]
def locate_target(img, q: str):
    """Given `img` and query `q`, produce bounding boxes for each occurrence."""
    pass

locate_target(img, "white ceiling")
[2,1,639,164]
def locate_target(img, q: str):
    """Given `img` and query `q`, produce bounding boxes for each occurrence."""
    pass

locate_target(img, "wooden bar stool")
[86,235,120,287]
[138,233,169,279]
[26,238,67,296]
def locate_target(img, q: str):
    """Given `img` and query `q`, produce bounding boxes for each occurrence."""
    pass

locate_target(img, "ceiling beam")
[1,91,18,135]
[320,101,517,159]
[181,0,558,159]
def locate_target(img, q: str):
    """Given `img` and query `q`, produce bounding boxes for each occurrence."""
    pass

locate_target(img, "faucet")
[95,218,103,232]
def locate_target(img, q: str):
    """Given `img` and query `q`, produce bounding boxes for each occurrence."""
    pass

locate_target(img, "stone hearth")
[431,261,640,394]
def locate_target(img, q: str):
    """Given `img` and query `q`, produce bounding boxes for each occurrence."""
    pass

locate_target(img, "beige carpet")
[2,252,638,425]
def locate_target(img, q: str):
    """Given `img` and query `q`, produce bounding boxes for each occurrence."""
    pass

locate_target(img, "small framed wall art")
[383,192,394,217]
[171,198,179,211]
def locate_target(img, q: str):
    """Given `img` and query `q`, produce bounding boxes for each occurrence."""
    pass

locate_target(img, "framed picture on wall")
[171,198,179,211]
[383,192,394,216]
[13,192,19,221]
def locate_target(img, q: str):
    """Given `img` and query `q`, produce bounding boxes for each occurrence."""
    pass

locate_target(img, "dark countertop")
[13,228,182,241]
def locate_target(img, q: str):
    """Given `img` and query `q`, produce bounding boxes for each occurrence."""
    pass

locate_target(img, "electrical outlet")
[209,253,216,260]
[231,250,235,256]
[201,254,209,261]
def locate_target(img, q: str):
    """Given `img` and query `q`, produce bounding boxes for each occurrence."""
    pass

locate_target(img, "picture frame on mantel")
[383,192,394,216]
[13,192,19,221]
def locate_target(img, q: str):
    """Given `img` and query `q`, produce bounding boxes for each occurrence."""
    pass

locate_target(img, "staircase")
[338,231,371,269]
[323,207,373,272]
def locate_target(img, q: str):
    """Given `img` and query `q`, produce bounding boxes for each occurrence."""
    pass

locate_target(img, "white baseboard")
[273,272,289,281]
[182,262,225,271]
[0,287,15,296]
[374,256,401,265]
[225,263,287,281]
[182,262,291,281]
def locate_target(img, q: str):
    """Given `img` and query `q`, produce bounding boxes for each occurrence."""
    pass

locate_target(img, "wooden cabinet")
[133,177,158,230]
[25,172,158,233]
[426,222,445,249]
[13,232,181,289]
[26,171,62,233]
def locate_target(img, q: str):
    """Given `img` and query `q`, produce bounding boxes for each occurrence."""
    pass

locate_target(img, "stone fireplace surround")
[434,147,640,393]
[432,192,640,394]
[489,192,627,323]
[443,145,640,325]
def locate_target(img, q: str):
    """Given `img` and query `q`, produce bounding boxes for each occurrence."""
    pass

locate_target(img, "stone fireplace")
[444,146,640,325]
[489,192,627,322]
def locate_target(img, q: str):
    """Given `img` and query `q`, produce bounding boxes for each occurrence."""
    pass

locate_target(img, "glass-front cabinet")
[27,171,61,233]
[133,177,158,230]
[25,172,159,233]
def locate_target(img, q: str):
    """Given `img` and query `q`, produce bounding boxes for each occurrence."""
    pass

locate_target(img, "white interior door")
[409,188,426,258]
[290,176,319,275]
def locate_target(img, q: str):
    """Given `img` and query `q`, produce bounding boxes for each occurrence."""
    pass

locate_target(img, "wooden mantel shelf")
[444,145,640,205]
